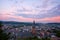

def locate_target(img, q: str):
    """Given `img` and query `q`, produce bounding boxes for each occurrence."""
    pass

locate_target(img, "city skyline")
[0,0,60,23]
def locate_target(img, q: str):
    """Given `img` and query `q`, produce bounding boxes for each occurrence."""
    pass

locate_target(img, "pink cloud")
[0,14,33,22]
[36,16,60,23]
[0,15,10,20]
[0,14,60,23]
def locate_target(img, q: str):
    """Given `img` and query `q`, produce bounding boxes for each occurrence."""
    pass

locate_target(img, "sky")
[0,0,60,23]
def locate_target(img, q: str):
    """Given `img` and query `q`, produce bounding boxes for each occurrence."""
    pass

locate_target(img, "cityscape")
[0,0,60,40]
[0,21,60,40]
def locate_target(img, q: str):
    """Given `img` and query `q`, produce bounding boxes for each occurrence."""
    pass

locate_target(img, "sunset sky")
[0,0,60,23]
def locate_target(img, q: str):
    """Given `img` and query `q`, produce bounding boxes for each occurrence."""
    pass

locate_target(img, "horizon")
[0,0,60,23]
[1,20,60,23]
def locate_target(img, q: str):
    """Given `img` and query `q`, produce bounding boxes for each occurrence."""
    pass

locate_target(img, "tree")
[0,21,10,40]
[53,29,60,37]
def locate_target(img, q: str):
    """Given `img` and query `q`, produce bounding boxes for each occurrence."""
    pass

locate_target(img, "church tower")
[31,20,36,35]
[32,20,35,27]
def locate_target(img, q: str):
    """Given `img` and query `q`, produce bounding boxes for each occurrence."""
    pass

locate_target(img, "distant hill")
[0,21,39,26]
[0,21,60,26]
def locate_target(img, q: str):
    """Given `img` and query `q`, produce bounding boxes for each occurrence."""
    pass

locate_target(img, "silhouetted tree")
[0,21,10,40]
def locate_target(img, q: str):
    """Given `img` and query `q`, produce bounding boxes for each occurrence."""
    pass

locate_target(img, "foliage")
[17,36,51,40]
[0,21,10,40]
[53,29,60,37]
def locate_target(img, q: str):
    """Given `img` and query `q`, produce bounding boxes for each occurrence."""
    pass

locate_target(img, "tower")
[31,20,36,35]
[32,20,35,27]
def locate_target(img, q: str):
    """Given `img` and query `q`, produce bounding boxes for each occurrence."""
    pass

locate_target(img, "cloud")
[14,2,60,19]
[0,14,60,23]
[38,16,60,23]
[0,0,60,22]
[0,14,33,22]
